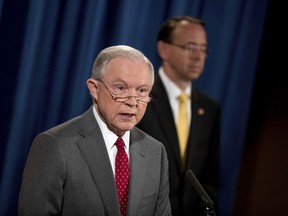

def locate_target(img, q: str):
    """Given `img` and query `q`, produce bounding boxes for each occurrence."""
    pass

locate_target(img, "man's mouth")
[120,113,136,117]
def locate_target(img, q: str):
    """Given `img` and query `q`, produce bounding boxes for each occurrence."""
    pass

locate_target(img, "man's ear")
[157,41,169,60]
[86,78,98,98]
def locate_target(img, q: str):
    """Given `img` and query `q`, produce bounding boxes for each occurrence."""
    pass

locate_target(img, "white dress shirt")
[158,67,192,126]
[93,106,130,176]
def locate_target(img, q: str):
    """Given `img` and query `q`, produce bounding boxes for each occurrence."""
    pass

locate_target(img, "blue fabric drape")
[0,0,269,215]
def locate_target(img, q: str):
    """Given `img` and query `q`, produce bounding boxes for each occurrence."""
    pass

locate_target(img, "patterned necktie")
[177,93,189,168]
[115,138,130,216]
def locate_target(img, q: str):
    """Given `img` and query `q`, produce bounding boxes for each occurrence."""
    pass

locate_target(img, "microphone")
[186,169,216,216]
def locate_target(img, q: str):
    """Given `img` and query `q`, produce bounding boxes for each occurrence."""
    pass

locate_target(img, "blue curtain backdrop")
[0,0,269,215]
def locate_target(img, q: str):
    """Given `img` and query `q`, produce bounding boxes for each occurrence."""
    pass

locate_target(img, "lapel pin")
[197,108,205,116]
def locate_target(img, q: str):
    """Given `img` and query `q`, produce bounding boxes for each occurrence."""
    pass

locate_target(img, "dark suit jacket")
[137,75,220,216]
[18,106,171,216]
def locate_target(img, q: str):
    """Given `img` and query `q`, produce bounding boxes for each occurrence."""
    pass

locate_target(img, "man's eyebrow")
[185,42,207,46]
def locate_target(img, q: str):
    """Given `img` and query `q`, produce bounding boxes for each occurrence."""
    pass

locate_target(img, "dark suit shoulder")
[193,88,220,108]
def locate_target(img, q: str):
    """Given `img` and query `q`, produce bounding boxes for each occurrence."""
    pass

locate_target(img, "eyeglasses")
[166,42,211,56]
[96,79,153,104]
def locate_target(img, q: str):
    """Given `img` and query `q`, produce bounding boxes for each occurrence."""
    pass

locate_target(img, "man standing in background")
[138,16,220,215]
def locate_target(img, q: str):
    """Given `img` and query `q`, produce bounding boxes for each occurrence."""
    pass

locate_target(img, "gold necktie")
[177,93,189,166]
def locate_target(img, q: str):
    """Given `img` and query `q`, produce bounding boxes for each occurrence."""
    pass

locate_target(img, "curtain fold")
[0,1,269,215]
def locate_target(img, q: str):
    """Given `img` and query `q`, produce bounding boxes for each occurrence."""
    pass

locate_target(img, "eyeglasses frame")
[95,79,153,104]
[165,41,211,56]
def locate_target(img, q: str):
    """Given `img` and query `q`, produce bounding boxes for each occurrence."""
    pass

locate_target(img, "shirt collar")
[158,67,191,99]
[92,105,130,150]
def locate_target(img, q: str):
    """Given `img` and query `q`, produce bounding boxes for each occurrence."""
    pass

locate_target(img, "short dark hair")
[157,16,206,42]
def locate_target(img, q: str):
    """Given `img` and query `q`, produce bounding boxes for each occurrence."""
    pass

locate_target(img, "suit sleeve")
[18,132,65,216]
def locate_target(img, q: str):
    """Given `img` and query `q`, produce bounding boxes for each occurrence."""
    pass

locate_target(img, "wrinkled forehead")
[104,58,153,85]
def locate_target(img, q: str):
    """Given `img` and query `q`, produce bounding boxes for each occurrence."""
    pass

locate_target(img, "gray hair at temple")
[91,45,155,84]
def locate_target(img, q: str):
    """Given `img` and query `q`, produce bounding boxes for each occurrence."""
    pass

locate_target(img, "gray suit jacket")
[18,106,171,216]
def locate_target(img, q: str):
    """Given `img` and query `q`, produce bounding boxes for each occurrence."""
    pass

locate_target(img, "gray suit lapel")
[126,129,146,216]
[76,107,121,215]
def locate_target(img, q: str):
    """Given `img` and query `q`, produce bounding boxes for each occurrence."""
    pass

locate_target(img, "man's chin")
[116,124,135,133]
[188,73,201,80]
